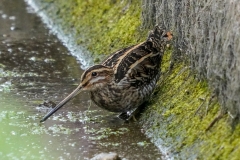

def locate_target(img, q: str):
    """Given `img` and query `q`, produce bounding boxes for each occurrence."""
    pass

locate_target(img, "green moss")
[140,49,240,159]
[44,0,146,56]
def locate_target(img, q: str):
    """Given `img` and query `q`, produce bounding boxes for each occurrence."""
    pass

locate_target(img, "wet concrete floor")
[0,0,162,159]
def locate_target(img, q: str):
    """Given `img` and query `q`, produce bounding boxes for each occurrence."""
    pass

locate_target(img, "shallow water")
[0,0,162,159]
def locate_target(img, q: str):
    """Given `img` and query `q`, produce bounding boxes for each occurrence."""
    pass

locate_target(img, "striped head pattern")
[80,65,114,91]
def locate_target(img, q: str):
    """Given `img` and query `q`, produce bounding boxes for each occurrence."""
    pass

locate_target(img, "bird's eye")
[91,72,97,77]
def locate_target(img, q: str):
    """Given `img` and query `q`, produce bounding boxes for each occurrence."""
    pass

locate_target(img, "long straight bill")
[40,85,82,122]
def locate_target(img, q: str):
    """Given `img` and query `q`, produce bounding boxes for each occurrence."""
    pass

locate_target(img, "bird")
[40,26,172,122]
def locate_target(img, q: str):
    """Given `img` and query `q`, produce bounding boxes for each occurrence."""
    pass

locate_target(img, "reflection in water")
[0,0,162,159]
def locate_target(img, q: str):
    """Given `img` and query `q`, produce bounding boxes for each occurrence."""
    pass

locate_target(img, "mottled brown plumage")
[40,26,172,122]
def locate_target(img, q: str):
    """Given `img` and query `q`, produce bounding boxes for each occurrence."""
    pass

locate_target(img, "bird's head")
[40,65,113,123]
[147,26,173,50]
[80,65,114,91]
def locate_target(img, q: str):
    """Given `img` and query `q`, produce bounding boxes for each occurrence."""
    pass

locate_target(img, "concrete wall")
[142,0,240,125]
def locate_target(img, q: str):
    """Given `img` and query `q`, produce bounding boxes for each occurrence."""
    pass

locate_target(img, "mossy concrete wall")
[30,0,240,159]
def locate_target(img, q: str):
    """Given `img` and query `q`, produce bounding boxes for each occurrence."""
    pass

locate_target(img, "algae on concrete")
[40,0,146,59]
[140,49,240,159]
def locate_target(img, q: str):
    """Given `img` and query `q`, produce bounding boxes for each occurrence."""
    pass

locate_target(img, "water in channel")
[0,0,162,159]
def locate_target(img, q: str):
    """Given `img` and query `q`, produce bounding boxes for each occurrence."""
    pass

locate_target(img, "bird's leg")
[118,112,129,120]
[118,108,138,121]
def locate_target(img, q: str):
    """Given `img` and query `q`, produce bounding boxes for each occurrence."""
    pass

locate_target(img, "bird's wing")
[102,45,135,68]
[114,41,163,87]
[102,26,171,87]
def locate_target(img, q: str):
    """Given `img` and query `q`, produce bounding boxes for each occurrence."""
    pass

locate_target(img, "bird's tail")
[147,25,172,50]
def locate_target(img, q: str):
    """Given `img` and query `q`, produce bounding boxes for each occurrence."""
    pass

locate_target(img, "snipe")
[40,26,172,122]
